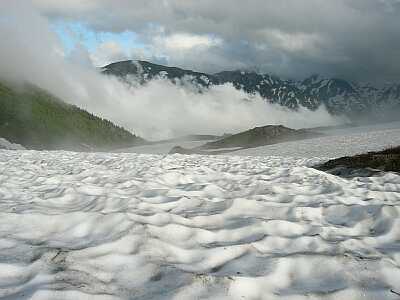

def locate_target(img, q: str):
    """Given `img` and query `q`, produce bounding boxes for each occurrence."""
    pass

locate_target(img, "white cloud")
[0,1,343,140]
[160,33,222,50]
[90,41,129,66]
[261,29,323,53]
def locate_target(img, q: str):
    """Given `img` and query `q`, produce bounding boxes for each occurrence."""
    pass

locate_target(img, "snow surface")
[234,126,400,158]
[118,121,400,158]
[1,150,400,299]
[119,140,210,155]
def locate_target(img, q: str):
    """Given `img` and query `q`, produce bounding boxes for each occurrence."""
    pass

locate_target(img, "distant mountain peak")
[102,60,400,120]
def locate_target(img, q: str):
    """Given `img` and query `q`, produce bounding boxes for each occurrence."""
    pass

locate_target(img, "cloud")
[158,33,222,51]
[105,78,342,140]
[29,0,400,82]
[90,41,129,66]
[0,1,344,140]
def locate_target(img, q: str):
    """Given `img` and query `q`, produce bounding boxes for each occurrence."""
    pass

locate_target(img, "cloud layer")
[30,0,400,82]
[0,1,343,140]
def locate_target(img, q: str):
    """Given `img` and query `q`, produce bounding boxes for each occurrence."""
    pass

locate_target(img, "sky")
[0,0,344,140]
[23,0,400,83]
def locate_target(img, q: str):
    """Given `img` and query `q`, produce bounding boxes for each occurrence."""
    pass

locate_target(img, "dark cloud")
[26,0,400,82]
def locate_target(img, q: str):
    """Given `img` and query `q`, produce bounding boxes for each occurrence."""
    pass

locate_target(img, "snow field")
[234,126,400,158]
[0,151,399,299]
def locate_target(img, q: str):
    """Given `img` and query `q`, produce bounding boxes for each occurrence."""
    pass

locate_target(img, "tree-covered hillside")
[0,81,143,150]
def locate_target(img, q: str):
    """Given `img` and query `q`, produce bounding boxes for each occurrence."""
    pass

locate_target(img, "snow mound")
[0,150,399,299]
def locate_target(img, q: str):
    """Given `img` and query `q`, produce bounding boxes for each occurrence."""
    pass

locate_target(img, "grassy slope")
[0,81,142,150]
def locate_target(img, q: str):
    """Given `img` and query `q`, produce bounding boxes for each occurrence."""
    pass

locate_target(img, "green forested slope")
[0,82,143,150]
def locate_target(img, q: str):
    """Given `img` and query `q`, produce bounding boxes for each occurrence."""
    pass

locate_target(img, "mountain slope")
[102,60,400,118]
[0,81,143,150]
[0,137,25,150]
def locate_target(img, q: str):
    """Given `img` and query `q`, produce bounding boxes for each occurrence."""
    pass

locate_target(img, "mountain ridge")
[102,60,400,119]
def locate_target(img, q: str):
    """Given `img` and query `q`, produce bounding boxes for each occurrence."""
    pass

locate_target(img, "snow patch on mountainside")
[0,137,25,150]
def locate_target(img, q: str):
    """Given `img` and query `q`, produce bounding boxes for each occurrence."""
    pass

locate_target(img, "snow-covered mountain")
[102,60,400,118]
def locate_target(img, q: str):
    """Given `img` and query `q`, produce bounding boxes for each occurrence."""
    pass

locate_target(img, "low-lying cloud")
[0,2,343,141]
